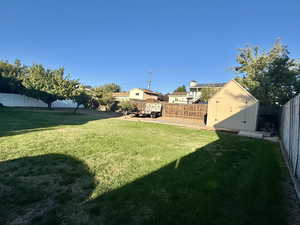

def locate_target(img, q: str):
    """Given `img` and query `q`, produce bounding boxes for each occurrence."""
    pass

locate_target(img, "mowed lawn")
[0,109,287,225]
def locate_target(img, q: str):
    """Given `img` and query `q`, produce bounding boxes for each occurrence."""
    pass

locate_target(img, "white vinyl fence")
[281,94,300,195]
[0,93,83,108]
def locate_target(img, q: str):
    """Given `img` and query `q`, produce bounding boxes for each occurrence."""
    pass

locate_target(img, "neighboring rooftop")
[168,92,187,96]
[112,92,129,97]
[190,81,226,88]
[140,89,160,95]
[112,89,160,96]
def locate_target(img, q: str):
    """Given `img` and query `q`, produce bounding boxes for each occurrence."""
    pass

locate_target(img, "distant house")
[168,92,188,104]
[187,81,225,103]
[129,88,160,101]
[167,81,225,104]
[113,88,161,102]
[112,92,130,102]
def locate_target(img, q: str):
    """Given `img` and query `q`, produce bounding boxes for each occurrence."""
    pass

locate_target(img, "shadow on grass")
[0,154,96,225]
[0,108,121,137]
[85,132,285,225]
[0,132,286,225]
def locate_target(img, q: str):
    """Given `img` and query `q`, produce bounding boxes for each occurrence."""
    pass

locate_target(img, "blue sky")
[1,1,300,93]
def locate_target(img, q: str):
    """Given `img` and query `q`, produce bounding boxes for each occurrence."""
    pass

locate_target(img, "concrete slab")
[238,131,264,139]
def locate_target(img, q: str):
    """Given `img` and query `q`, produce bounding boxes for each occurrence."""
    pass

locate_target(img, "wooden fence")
[162,103,207,121]
[133,101,207,121]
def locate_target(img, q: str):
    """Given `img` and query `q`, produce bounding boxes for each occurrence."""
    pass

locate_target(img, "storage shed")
[207,80,259,132]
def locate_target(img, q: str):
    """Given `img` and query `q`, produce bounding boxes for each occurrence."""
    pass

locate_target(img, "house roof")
[112,92,129,97]
[139,89,160,95]
[131,99,161,103]
[159,95,169,101]
[168,92,187,96]
[190,82,226,88]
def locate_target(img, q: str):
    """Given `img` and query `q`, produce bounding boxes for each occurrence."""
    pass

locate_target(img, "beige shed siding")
[207,80,259,132]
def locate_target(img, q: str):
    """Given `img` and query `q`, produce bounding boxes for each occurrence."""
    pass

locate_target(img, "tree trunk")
[47,103,52,109]
[74,104,80,114]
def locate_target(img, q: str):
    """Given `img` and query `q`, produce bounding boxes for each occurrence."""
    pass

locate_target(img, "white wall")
[129,88,144,100]
[52,99,84,108]
[0,93,84,108]
[168,96,188,104]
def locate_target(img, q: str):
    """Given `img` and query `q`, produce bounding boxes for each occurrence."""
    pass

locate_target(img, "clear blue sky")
[1,1,300,93]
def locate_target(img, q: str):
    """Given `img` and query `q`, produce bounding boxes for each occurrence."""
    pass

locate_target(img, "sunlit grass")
[0,108,287,225]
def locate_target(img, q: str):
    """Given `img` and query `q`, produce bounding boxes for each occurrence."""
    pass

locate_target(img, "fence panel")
[162,103,207,121]
[0,93,83,108]
[291,96,300,175]
[131,102,208,122]
[281,94,300,181]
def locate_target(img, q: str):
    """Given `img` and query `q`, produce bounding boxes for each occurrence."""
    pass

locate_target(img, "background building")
[168,92,188,104]
[113,88,160,102]
[187,81,225,103]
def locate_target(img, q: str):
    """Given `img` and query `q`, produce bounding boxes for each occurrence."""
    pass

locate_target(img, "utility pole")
[147,72,152,90]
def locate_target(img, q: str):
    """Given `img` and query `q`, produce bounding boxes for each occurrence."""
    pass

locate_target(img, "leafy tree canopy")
[0,59,27,94]
[174,85,186,92]
[234,40,300,106]
[72,87,91,113]
[0,59,121,110]
[90,83,120,111]
[199,87,219,102]
[22,64,80,108]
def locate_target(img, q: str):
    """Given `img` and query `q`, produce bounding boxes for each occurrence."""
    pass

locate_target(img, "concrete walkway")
[119,116,212,130]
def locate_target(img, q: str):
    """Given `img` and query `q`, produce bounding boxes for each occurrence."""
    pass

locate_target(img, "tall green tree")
[100,83,121,93]
[72,87,91,113]
[91,83,120,111]
[0,59,27,93]
[199,87,219,102]
[72,92,90,113]
[234,40,300,106]
[174,85,186,92]
[22,65,80,108]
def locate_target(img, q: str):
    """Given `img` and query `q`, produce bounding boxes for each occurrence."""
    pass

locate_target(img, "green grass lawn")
[0,108,287,225]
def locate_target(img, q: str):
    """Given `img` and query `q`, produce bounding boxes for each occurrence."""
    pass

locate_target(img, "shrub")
[0,102,4,108]
[118,101,136,115]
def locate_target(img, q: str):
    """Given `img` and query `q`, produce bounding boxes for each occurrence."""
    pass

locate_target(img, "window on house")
[136,93,139,96]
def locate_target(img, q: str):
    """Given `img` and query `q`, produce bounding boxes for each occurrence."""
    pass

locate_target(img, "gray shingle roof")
[190,82,226,88]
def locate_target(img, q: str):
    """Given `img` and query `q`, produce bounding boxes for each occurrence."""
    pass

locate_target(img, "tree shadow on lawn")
[85,132,286,225]
[0,132,286,225]
[0,108,121,137]
[0,153,96,225]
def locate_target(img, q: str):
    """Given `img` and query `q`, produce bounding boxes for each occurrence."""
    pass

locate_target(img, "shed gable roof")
[208,80,258,102]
